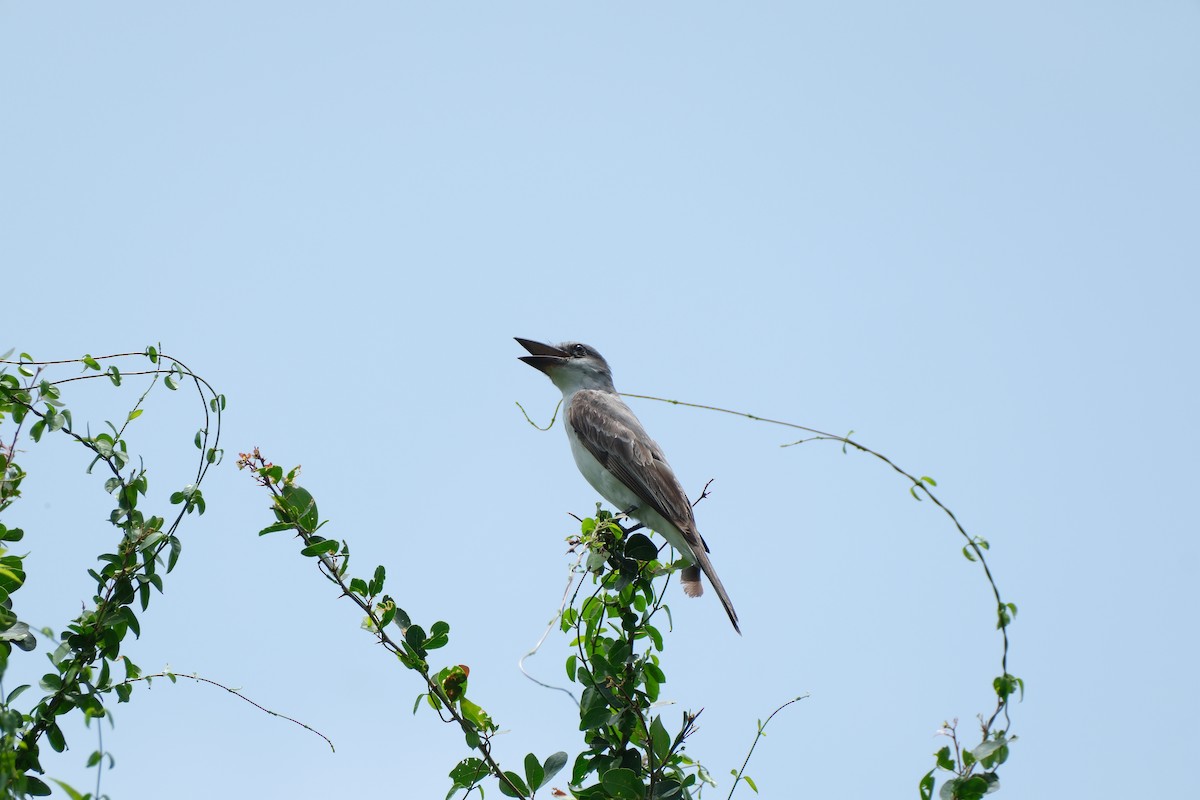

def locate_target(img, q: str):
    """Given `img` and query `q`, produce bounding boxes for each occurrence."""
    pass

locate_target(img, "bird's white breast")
[562,403,694,560]
[564,419,640,510]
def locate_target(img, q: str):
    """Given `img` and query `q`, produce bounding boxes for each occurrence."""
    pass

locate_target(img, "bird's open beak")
[515,337,568,374]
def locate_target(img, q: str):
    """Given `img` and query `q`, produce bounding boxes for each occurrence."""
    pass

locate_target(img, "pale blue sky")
[2,2,1198,798]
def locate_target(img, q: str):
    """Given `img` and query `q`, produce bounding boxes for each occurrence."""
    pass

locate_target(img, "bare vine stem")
[727,695,809,800]
[620,393,1017,746]
[118,671,334,751]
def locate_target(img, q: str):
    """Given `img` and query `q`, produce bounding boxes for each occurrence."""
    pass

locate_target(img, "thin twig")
[118,672,335,751]
[517,559,583,707]
[515,398,561,431]
[727,695,808,800]
[622,392,1014,730]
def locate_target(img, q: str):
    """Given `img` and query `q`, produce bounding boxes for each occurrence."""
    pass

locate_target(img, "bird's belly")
[566,429,694,561]
[567,434,641,510]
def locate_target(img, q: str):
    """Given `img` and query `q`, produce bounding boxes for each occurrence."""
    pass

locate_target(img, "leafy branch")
[240,449,566,799]
[0,347,223,798]
[560,509,722,799]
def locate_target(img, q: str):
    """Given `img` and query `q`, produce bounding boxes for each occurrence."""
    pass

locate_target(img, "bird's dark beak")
[515,337,568,374]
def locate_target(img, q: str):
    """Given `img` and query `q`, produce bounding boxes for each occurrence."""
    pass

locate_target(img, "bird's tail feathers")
[689,551,741,635]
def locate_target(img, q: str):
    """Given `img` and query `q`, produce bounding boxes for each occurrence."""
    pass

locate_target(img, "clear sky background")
[2,2,1197,798]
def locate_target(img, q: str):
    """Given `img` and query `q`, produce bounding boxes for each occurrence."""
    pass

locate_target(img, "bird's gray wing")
[567,390,706,553]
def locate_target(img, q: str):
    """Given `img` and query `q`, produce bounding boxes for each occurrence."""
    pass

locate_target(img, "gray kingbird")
[516,338,740,634]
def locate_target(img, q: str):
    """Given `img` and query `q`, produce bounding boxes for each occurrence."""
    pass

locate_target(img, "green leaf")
[542,751,568,786]
[650,715,671,760]
[300,539,339,557]
[993,673,1022,701]
[167,536,182,572]
[600,767,643,800]
[939,773,996,800]
[127,409,143,422]
[919,769,935,800]
[625,533,659,561]
[458,695,496,734]
[579,703,611,731]
[971,737,1007,761]
[281,485,320,530]
[378,606,396,628]
[118,605,142,638]
[393,606,411,630]
[741,775,759,793]
[448,757,490,793]
[525,752,545,791]
[50,780,85,800]
[644,670,660,702]
[405,624,427,648]
[46,721,67,752]
[370,564,386,595]
[497,771,529,798]
[646,624,664,651]
[258,522,294,536]
[24,777,51,797]
[82,355,101,371]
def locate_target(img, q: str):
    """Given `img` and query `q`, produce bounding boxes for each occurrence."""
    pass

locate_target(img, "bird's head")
[515,338,615,394]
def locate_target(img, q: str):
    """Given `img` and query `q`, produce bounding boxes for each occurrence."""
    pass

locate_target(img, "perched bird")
[516,338,740,634]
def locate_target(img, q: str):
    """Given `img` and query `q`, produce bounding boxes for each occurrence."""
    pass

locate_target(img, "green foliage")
[561,509,711,799]
[243,451,567,798]
[0,349,1019,799]
[248,459,746,798]
[0,348,221,798]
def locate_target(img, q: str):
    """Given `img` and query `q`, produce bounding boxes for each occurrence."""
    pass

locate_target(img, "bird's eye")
[572,344,587,357]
